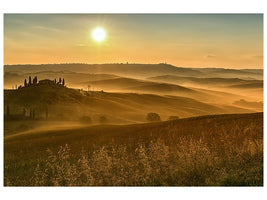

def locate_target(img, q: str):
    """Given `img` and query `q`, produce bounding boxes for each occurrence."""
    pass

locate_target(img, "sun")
[92,27,106,42]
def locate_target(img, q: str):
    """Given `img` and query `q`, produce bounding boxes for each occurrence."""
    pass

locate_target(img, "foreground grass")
[4,113,263,186]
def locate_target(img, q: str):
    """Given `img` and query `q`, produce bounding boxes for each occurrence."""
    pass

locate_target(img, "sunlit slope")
[4,84,254,123]
[5,112,263,146]
[4,112,263,186]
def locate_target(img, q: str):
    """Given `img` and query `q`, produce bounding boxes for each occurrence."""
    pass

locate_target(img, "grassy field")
[4,112,263,186]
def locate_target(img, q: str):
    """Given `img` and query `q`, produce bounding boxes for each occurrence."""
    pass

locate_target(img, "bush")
[146,113,161,122]
[168,116,179,121]
[79,116,92,124]
[99,116,108,124]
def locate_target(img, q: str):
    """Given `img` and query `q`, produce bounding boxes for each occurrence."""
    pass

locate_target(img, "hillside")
[81,77,245,103]
[228,82,263,89]
[4,63,263,81]
[147,75,262,87]
[5,112,263,186]
[4,82,254,123]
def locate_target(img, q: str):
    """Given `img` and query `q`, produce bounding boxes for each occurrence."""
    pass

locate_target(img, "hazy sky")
[4,14,263,68]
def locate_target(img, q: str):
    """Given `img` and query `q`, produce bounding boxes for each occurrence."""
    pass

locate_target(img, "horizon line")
[3,62,263,70]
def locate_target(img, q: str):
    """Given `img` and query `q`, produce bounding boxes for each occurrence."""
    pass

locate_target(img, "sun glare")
[92,27,106,42]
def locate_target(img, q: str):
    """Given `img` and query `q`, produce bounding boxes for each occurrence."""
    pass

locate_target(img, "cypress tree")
[62,78,65,86]
[24,79,27,87]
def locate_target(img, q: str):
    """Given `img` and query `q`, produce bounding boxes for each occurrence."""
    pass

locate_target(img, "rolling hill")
[4,63,263,82]
[4,82,254,123]
[147,75,262,87]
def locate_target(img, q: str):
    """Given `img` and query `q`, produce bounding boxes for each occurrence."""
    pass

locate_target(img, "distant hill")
[4,82,254,123]
[228,82,263,89]
[195,68,263,79]
[5,63,263,80]
[83,77,244,103]
[233,99,263,111]
[147,75,262,86]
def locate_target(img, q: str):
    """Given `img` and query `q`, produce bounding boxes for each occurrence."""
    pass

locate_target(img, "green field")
[4,112,263,186]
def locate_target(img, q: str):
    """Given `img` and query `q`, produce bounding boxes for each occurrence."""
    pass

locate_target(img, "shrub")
[99,116,108,124]
[146,113,161,122]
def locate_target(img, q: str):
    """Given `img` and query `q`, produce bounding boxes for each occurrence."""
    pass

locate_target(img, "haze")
[4,14,263,69]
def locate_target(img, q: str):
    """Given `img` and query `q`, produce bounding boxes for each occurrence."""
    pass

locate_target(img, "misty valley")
[4,63,263,186]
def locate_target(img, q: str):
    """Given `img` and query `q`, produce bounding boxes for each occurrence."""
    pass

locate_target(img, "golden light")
[92,27,106,42]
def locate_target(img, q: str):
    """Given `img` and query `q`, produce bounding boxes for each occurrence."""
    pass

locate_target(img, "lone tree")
[146,113,161,122]
[99,116,108,124]
[62,78,65,86]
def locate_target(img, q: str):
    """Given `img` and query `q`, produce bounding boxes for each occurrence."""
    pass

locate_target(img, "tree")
[146,113,161,122]
[54,79,57,84]
[59,78,62,84]
[29,76,32,85]
[24,79,27,87]
[62,78,65,86]
[33,76,37,84]
[99,116,108,124]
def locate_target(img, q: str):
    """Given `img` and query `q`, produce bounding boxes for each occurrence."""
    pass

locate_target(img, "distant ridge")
[5,63,262,80]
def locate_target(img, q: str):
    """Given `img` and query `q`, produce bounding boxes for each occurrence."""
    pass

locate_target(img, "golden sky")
[4,14,263,69]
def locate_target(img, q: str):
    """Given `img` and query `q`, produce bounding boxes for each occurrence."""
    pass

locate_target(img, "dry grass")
[4,113,263,186]
[29,136,262,186]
